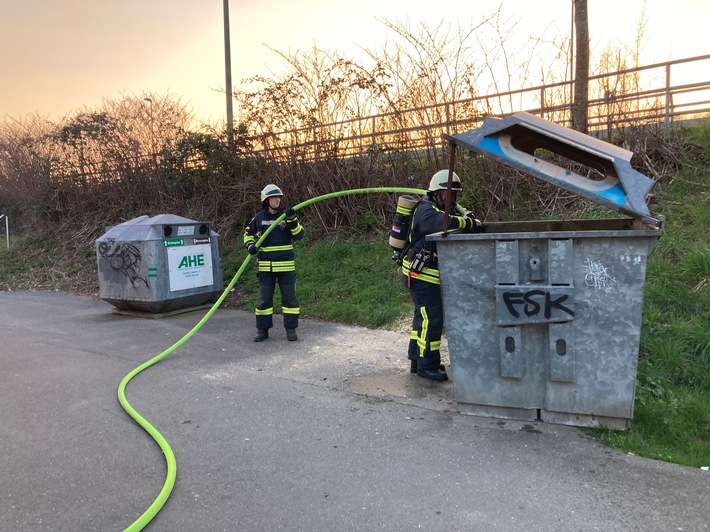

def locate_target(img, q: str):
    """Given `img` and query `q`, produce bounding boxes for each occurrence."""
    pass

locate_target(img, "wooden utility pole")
[571,0,589,133]
[223,0,235,148]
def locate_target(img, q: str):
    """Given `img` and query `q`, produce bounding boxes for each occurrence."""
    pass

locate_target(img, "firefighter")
[401,170,479,381]
[243,184,304,342]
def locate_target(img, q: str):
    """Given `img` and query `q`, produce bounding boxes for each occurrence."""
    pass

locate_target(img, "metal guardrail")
[247,54,710,164]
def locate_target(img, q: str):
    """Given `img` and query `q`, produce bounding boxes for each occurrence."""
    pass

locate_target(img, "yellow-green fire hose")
[117,186,443,531]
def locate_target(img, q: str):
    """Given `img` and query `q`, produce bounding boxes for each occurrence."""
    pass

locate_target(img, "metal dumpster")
[96,214,223,316]
[430,112,663,430]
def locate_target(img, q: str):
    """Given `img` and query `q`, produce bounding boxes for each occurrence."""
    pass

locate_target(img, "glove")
[285,207,296,219]
[247,244,258,255]
[464,210,482,227]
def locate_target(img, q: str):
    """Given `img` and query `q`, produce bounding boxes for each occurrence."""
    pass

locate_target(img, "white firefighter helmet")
[260,184,284,202]
[428,170,462,192]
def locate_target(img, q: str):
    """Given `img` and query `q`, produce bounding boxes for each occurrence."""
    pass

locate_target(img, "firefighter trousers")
[255,271,299,330]
[403,275,443,371]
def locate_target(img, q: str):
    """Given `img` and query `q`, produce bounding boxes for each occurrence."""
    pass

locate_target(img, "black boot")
[416,366,449,381]
[254,329,269,342]
[286,328,298,341]
[410,359,446,373]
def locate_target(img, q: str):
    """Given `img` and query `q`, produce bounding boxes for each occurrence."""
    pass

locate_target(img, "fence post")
[371,116,376,150]
[664,64,672,127]
[0,214,8,250]
[445,103,450,134]
[313,125,317,159]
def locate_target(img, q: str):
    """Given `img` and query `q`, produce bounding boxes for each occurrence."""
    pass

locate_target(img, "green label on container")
[164,238,184,247]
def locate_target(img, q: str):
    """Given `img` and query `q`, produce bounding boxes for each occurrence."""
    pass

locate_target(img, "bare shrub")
[1,5,697,266]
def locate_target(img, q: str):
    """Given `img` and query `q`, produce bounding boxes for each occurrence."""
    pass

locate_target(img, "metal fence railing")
[28,55,710,188]
[246,54,710,164]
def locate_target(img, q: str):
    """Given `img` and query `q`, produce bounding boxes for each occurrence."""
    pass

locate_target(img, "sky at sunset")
[1,0,707,124]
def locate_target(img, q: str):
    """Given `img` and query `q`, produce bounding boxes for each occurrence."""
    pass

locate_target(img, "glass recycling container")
[96,214,223,316]
[430,112,663,430]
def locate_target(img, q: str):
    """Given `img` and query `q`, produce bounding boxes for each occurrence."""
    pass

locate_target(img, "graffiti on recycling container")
[584,258,617,289]
[501,289,575,320]
[98,241,149,287]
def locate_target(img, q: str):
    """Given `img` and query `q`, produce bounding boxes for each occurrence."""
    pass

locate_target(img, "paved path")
[1,291,708,531]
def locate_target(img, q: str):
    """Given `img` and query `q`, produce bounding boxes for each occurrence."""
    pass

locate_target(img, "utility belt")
[402,252,440,287]
[407,247,438,274]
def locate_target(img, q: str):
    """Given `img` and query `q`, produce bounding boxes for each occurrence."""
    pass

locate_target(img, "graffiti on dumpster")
[584,258,617,289]
[501,289,575,320]
[495,285,575,325]
[98,241,149,288]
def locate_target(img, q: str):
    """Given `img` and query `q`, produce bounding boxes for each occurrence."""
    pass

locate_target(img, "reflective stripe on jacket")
[400,196,472,285]
[243,208,304,272]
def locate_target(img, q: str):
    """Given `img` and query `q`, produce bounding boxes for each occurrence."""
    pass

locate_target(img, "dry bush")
[1,6,684,258]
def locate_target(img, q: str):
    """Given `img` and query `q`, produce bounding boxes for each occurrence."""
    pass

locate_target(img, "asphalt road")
[1,291,708,531]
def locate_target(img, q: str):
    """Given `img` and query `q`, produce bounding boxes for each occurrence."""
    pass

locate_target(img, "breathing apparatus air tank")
[389,195,419,261]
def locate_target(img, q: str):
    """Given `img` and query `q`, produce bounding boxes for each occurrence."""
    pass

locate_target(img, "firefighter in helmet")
[243,184,304,342]
[401,170,480,381]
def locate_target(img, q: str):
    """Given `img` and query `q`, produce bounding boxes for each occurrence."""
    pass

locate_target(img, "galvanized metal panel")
[549,238,574,285]
[542,236,651,423]
[435,228,661,429]
[548,321,575,382]
[440,239,545,416]
[495,240,519,285]
[498,326,523,378]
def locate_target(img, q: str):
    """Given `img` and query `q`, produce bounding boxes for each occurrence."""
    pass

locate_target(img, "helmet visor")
[432,179,462,191]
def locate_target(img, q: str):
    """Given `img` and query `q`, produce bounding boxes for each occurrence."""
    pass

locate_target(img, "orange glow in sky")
[1,0,707,124]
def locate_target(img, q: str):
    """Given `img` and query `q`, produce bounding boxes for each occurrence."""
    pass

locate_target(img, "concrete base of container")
[458,403,631,431]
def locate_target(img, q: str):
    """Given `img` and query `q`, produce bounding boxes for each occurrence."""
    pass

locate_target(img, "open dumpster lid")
[443,111,660,227]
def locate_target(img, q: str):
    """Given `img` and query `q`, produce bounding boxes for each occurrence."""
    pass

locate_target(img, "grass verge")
[221,234,412,329]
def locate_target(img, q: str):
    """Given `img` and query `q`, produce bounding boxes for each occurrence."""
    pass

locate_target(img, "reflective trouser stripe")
[258,260,295,272]
[282,306,300,315]
[415,309,441,357]
[255,307,273,316]
[418,306,429,357]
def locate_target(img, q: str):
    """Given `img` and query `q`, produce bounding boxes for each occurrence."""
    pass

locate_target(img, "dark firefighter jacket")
[243,208,304,272]
[401,196,474,285]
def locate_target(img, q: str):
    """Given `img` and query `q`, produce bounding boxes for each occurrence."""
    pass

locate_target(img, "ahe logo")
[178,254,205,268]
